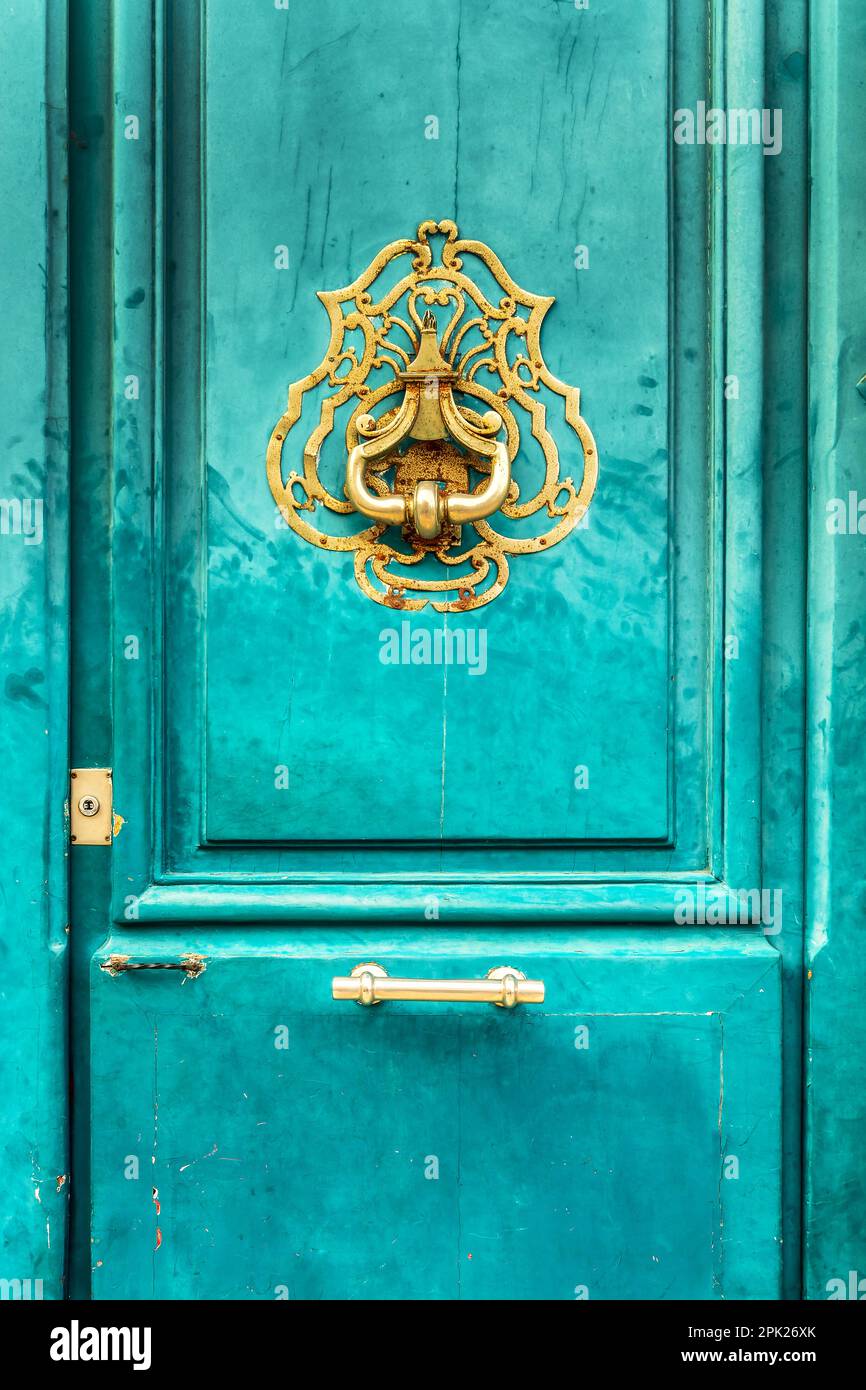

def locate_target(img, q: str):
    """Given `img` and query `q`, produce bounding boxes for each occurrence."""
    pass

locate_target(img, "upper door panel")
[200,0,675,846]
[112,0,765,918]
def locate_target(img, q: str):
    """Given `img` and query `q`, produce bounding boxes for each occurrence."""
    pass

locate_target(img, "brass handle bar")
[332,963,544,1008]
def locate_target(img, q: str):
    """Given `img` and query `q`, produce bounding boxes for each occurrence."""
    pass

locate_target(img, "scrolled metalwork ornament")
[267,219,598,611]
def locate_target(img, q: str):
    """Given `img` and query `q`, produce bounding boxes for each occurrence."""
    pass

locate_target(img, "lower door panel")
[90,929,781,1301]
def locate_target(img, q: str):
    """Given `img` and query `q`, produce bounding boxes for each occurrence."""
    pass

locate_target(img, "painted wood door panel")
[202,0,673,847]
[91,931,781,1301]
[106,0,771,924]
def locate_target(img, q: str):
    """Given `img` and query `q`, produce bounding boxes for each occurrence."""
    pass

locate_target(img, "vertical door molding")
[762,0,809,1305]
[805,0,866,1299]
[717,0,766,892]
[110,0,163,926]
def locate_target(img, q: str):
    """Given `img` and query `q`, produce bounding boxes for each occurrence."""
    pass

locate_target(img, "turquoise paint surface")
[805,0,866,1300]
[67,0,115,1298]
[20,0,854,1302]
[763,0,808,1300]
[84,0,788,1301]
[201,0,674,846]
[90,931,780,1301]
[0,0,69,1299]
[154,0,715,891]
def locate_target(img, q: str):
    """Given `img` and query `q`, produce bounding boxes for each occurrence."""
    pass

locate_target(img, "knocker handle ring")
[344,310,511,541]
[346,439,511,540]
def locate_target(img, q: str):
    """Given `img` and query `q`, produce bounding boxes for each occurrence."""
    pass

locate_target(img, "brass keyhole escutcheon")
[69,768,113,845]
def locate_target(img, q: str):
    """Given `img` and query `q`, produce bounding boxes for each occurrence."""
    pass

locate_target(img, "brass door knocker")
[267,219,598,611]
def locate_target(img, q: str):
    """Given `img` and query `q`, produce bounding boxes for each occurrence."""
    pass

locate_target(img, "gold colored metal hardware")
[268,219,598,611]
[332,963,544,1008]
[344,311,512,542]
[70,768,113,845]
[100,954,207,979]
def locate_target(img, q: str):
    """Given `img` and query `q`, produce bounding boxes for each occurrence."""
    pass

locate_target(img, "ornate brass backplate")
[267,219,598,611]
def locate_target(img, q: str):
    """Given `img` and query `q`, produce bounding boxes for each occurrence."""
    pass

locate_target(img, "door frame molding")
[804,0,866,1300]
[0,0,70,1300]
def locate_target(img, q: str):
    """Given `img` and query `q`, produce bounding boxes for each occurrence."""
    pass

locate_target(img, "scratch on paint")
[566,1010,716,1018]
[152,1022,161,1256]
[712,1015,726,1297]
[112,812,125,837]
[179,1144,218,1172]
[31,1153,45,1206]
[152,1188,162,1250]
[718,1020,725,1131]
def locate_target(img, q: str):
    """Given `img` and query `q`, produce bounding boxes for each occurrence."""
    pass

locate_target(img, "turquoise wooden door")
[78,0,801,1301]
